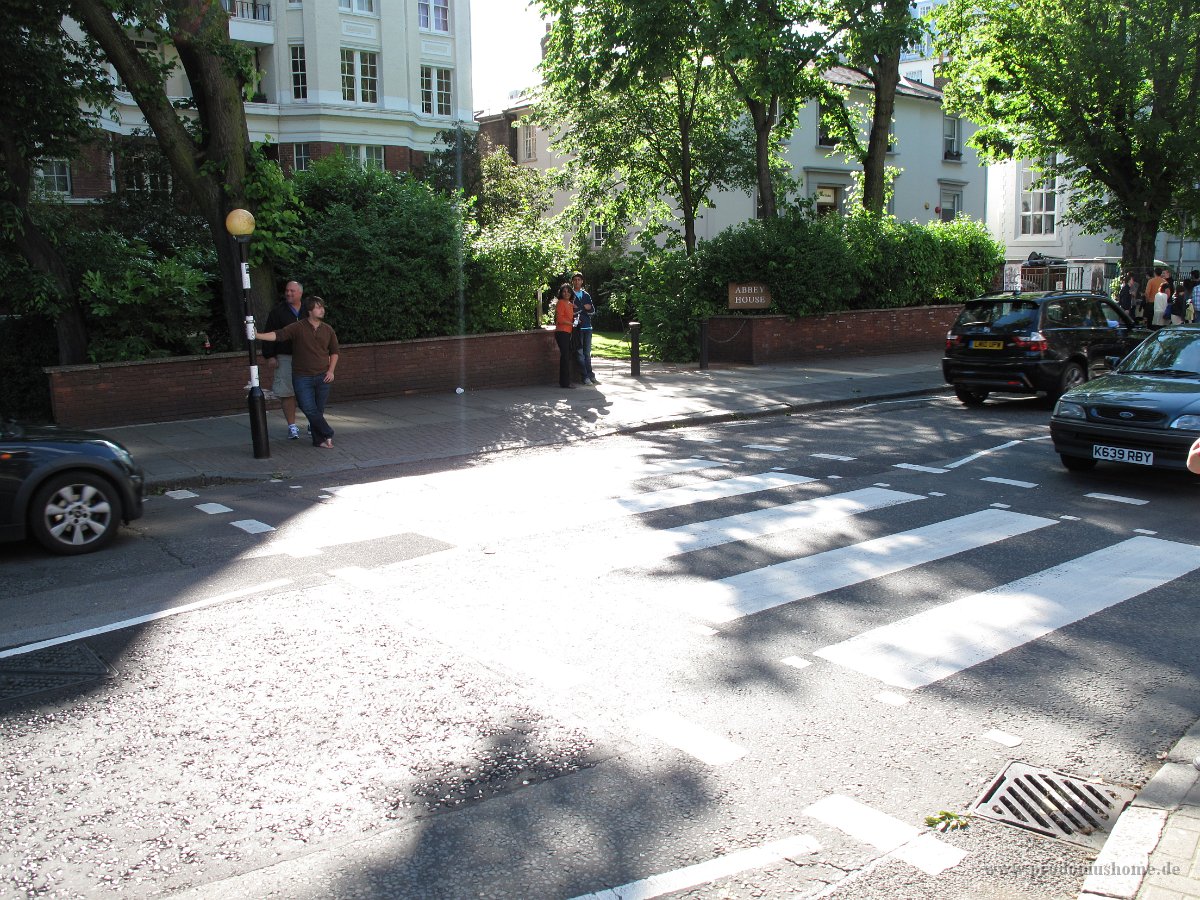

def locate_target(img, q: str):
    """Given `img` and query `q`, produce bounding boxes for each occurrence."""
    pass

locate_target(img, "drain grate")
[0,643,111,704]
[972,761,1135,850]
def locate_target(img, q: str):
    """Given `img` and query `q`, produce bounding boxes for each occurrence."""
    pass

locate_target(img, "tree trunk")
[747,98,777,219]
[862,51,900,215]
[1122,215,1162,278]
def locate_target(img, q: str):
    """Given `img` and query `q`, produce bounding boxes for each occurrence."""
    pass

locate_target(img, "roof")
[823,65,944,102]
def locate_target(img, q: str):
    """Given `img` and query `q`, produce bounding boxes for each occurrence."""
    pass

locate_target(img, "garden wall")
[705,305,959,365]
[46,330,559,429]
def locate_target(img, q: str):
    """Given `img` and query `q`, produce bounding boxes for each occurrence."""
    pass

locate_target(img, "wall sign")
[728,282,772,310]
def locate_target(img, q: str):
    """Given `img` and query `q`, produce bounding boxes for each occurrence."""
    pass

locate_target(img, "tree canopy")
[934,0,1200,271]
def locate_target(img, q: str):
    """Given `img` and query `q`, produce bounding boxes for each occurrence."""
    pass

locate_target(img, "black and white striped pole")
[225,208,270,459]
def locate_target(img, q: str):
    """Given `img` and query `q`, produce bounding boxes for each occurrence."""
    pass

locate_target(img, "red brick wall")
[46,330,559,429]
[706,306,960,364]
[70,140,112,200]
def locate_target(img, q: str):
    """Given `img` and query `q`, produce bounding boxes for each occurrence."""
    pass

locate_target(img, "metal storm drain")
[972,761,1136,850]
[0,643,111,704]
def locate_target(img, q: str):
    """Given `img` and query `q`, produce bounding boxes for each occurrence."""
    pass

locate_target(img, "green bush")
[467,219,564,333]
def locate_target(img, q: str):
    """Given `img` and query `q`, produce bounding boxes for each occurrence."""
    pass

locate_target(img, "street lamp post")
[225,208,270,459]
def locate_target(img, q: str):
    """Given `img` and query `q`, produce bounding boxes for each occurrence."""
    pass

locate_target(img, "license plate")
[1092,444,1153,465]
[971,340,1004,350]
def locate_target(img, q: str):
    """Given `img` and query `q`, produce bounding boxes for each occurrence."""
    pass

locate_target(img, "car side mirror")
[1105,356,1121,370]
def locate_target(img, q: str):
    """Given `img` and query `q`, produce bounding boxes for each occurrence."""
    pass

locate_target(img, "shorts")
[270,354,295,398]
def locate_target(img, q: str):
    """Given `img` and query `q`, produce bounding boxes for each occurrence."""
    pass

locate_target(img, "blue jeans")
[292,373,333,445]
[575,328,594,381]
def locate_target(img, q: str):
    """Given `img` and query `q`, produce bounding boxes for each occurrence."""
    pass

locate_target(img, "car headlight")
[1053,400,1086,420]
[1169,414,1200,431]
[101,440,136,467]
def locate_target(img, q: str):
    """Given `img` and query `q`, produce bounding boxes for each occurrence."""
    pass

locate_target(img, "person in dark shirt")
[256,297,340,449]
[261,281,307,439]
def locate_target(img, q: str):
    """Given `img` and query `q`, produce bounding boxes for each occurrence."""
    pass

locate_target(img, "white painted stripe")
[893,463,949,474]
[632,711,747,766]
[614,473,815,514]
[743,443,787,452]
[981,476,1038,488]
[1134,529,1158,535]
[639,457,725,475]
[1086,492,1149,506]
[231,519,274,534]
[812,453,856,461]
[781,656,812,669]
[804,795,966,876]
[165,489,198,499]
[682,437,720,443]
[0,579,294,660]
[814,536,1200,689]
[681,509,1056,624]
[875,692,908,706]
[984,729,1022,748]
[894,833,968,875]
[1060,515,1080,521]
[567,835,821,900]
[945,440,1024,469]
[195,502,233,514]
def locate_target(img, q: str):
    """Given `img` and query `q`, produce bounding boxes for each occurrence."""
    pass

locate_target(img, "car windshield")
[954,300,1040,331]
[1119,330,1200,376]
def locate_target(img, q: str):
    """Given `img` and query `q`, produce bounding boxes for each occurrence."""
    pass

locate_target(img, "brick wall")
[706,306,960,364]
[70,140,112,200]
[46,330,559,429]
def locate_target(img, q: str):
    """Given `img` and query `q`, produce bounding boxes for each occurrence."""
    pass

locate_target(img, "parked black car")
[1050,325,1200,473]
[0,420,145,554]
[943,290,1149,405]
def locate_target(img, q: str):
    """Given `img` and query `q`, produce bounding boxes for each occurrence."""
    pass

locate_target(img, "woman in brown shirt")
[257,297,340,449]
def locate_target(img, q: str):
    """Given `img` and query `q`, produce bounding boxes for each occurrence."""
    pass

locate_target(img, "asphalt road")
[2,393,1198,899]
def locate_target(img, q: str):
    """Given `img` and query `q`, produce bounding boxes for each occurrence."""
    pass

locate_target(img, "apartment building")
[51,0,473,200]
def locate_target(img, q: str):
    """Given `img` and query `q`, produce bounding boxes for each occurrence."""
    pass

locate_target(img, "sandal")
[318,439,334,449]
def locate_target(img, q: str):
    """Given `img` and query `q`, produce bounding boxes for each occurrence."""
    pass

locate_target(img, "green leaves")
[924,810,971,832]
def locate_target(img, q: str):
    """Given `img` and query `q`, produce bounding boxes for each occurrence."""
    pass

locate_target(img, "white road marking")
[639,457,725,475]
[165,489,198,499]
[680,509,1056,624]
[1060,515,1080,521]
[945,440,1024,469]
[614,473,815,514]
[0,579,294,661]
[682,437,720,443]
[990,503,1011,509]
[984,729,1023,748]
[231,519,274,534]
[1134,529,1158,535]
[744,444,787,452]
[1086,493,1149,506]
[632,711,747,766]
[894,463,949,474]
[804,794,966,875]
[873,483,891,487]
[814,536,1200,689]
[875,692,909,706]
[781,656,812,669]
[812,453,857,461]
[928,491,946,497]
[567,835,821,900]
[195,502,233,514]
[981,476,1038,488]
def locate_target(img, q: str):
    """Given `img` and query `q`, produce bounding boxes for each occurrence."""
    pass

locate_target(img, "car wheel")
[954,386,989,407]
[1052,362,1087,400]
[28,472,123,555]
[1060,454,1097,472]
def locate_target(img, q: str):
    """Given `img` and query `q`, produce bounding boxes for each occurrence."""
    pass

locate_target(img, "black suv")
[943,291,1149,405]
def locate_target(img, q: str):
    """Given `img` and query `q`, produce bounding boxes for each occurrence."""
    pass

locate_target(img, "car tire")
[1060,454,1097,472]
[954,386,989,406]
[1052,362,1087,400]
[28,472,123,555]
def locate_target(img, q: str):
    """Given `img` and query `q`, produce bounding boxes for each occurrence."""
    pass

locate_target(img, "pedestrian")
[1189,437,1200,475]
[1171,284,1189,325]
[1116,274,1137,316]
[553,283,575,390]
[571,271,599,386]
[261,280,307,440]
[1153,279,1171,328]
[1145,268,1167,326]
[255,297,340,449]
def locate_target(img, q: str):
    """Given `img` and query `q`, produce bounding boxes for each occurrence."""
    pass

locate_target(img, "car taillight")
[946,332,963,351]
[1012,331,1048,352]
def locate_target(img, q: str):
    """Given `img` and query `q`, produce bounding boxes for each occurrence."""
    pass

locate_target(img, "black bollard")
[699,319,709,370]
[629,321,641,377]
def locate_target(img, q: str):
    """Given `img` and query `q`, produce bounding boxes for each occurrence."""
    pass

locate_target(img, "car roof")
[969,291,1107,304]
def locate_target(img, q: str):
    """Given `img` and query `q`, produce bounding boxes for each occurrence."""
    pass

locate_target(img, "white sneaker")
[287,424,300,440]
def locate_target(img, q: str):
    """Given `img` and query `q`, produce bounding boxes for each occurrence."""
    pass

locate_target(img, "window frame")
[338,0,378,14]
[290,44,308,100]
[418,0,450,32]
[340,48,379,104]
[420,65,453,116]
[520,123,537,161]
[36,159,72,195]
[943,115,962,160]
[293,143,311,172]
[1019,161,1057,237]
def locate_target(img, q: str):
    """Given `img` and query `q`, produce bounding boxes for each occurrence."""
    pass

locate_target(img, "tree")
[934,0,1200,272]
[822,0,923,214]
[0,0,113,363]
[70,0,276,344]
[538,0,749,253]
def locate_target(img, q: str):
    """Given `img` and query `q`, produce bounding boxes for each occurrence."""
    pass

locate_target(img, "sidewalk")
[99,348,1200,900]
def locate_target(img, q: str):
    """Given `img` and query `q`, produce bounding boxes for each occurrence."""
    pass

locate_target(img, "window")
[592,224,609,249]
[420,66,452,116]
[338,0,377,13]
[817,102,838,148]
[418,0,449,32]
[290,45,307,100]
[519,123,536,161]
[343,144,385,169]
[943,116,962,160]
[293,143,310,172]
[36,160,71,195]
[939,187,962,222]
[341,49,378,103]
[815,185,841,216]
[1020,162,1057,236]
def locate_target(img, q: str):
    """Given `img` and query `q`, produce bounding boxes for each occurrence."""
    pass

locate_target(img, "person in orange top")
[553,282,575,389]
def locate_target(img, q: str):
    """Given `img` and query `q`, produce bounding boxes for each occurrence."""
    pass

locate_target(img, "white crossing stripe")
[804,795,966,876]
[981,476,1038,488]
[613,472,815,515]
[680,509,1056,624]
[814,536,1200,689]
[165,489,198,499]
[743,443,787,452]
[231,519,274,534]
[945,440,1024,469]
[195,502,233,514]
[590,488,923,573]
[893,463,949,474]
[1086,492,1149,506]
[567,835,821,900]
[812,453,856,461]
[632,711,747,766]
[639,457,726,475]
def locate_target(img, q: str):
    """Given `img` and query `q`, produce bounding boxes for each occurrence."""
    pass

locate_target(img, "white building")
[54,0,474,199]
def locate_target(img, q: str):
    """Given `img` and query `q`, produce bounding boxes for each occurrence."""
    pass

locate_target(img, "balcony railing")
[221,0,271,21]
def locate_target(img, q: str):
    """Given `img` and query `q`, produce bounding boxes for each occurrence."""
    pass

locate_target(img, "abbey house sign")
[728,282,772,310]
